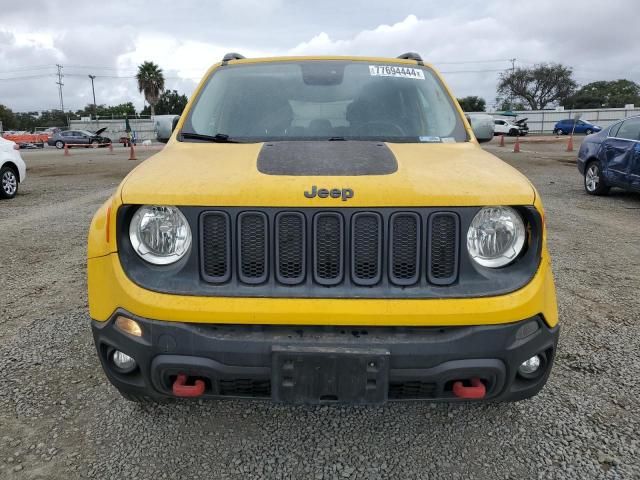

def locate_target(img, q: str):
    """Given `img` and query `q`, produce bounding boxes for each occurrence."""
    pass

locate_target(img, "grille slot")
[351,213,382,285]
[237,212,268,284]
[275,212,306,285]
[428,213,460,285]
[389,381,437,399]
[200,212,231,283]
[389,213,420,285]
[218,379,271,398]
[313,213,344,285]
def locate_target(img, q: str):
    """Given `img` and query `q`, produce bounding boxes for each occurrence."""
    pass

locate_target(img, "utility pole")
[88,75,98,127]
[55,64,64,112]
[55,64,68,127]
[509,58,516,110]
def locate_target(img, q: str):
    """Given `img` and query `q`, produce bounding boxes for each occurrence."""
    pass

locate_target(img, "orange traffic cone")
[128,143,137,161]
[499,134,505,147]
[566,135,574,152]
[64,143,70,156]
[513,136,520,153]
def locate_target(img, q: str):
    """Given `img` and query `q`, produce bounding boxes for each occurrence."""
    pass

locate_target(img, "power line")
[0,74,54,81]
[0,65,56,74]
[440,68,505,74]
[433,58,513,65]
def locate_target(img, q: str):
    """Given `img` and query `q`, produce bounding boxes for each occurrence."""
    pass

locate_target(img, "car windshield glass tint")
[182,61,467,143]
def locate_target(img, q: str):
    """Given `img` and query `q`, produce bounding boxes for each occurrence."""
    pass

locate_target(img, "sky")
[1,0,638,113]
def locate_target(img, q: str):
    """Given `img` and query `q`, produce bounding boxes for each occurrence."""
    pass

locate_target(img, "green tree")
[494,97,527,112]
[0,104,16,130]
[37,110,68,128]
[14,112,38,131]
[497,63,577,110]
[136,61,165,116]
[457,96,486,112]
[0,109,68,132]
[75,102,137,118]
[141,90,188,115]
[565,80,640,109]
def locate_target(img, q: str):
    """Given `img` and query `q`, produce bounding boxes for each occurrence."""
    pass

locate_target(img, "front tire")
[585,129,593,135]
[556,129,564,135]
[0,166,19,199]
[509,129,518,136]
[584,161,609,196]
[55,140,64,149]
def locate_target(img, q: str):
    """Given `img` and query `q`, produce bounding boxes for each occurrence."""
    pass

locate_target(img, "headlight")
[466,207,526,268]
[129,206,192,265]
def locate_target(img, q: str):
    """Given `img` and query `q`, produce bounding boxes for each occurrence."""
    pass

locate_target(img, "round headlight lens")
[467,207,526,268]
[129,206,192,265]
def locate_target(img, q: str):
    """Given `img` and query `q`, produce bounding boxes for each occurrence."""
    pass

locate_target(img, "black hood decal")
[257,141,398,176]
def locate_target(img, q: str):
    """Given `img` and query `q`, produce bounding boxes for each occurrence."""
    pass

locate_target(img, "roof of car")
[214,55,433,68]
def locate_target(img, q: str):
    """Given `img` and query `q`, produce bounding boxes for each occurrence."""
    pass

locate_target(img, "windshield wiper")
[180,132,240,143]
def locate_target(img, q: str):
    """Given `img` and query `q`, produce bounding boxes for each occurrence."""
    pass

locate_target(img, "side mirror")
[171,116,180,133]
[466,114,494,143]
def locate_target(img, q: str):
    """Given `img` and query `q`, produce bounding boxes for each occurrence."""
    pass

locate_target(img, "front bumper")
[93,312,559,404]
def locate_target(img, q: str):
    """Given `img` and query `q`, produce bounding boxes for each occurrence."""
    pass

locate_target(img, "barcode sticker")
[369,65,425,79]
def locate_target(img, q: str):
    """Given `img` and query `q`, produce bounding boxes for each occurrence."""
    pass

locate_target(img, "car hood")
[120,141,535,207]
[94,127,108,136]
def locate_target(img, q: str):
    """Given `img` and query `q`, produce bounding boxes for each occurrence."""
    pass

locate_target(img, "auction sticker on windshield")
[369,65,425,79]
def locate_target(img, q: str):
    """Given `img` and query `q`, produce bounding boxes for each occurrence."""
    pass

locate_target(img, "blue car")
[577,115,640,195]
[554,118,602,136]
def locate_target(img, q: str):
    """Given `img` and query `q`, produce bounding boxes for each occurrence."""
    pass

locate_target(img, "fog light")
[519,355,541,375]
[112,350,136,372]
[115,316,143,337]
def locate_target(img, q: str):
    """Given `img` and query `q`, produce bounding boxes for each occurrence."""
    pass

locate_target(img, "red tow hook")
[452,377,486,399]
[172,374,206,398]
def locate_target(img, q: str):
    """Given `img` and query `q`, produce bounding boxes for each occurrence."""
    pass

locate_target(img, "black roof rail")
[221,52,246,65]
[397,52,423,65]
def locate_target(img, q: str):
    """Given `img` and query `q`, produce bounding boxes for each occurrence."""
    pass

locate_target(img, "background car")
[154,114,180,143]
[513,117,529,136]
[493,118,522,136]
[47,128,112,149]
[0,136,27,199]
[554,119,601,135]
[577,115,640,195]
[466,113,495,142]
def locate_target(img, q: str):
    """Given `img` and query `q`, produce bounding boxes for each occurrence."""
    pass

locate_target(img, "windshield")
[181,61,467,143]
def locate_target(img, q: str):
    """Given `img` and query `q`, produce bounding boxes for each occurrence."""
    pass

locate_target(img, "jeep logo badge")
[304,186,354,201]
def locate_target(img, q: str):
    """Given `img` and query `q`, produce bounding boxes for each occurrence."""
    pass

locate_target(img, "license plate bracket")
[272,346,390,405]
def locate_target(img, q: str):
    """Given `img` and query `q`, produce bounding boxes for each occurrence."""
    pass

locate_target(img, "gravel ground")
[1,140,639,479]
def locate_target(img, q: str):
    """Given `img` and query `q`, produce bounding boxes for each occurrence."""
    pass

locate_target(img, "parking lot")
[1,138,639,479]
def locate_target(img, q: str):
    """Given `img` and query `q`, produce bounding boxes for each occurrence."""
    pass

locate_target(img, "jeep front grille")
[275,212,305,284]
[351,213,382,285]
[238,212,268,284]
[199,208,460,290]
[201,211,231,283]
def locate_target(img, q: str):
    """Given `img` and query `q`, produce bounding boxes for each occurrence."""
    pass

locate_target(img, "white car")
[493,119,521,136]
[0,136,27,199]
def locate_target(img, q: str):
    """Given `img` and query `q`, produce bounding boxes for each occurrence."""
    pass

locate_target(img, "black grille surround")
[117,206,542,299]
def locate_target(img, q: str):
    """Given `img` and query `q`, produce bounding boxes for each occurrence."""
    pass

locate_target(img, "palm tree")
[136,61,165,116]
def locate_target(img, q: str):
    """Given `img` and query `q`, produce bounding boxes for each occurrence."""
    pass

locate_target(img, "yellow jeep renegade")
[88,53,558,404]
